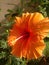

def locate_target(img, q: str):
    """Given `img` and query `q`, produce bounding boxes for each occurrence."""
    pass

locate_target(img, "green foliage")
[0,0,49,65]
[44,37,49,57]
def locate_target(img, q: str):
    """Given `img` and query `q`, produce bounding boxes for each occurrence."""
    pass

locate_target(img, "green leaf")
[0,52,6,59]
[44,38,49,57]
[0,40,7,49]
[7,9,13,13]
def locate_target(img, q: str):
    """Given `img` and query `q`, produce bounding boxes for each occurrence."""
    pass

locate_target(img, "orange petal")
[15,17,21,26]
[30,12,44,24]
[15,13,31,30]
[26,38,45,59]
[28,12,44,32]
[8,35,17,46]
[37,18,49,39]
[8,25,24,46]
[21,12,30,29]
[37,18,49,32]
[11,35,28,58]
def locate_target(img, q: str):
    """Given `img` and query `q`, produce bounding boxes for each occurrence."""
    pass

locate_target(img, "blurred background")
[0,0,20,21]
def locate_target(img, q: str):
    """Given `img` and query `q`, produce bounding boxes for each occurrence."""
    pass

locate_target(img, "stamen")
[12,36,23,44]
[11,31,30,44]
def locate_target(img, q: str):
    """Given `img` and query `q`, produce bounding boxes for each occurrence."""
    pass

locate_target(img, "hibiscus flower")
[8,12,49,59]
